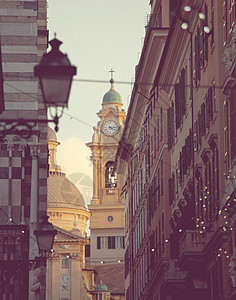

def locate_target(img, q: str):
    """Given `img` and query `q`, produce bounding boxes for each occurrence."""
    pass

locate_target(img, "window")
[223,0,236,44]
[61,257,70,269]
[210,0,214,46]
[97,237,101,249]
[160,107,163,140]
[207,259,223,300]
[160,159,164,194]
[98,236,124,249]
[167,103,175,149]
[168,173,175,205]
[175,68,186,129]
[193,28,200,86]
[204,3,209,62]
[105,161,117,188]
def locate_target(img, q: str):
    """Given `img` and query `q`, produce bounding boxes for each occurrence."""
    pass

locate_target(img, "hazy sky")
[48,0,150,203]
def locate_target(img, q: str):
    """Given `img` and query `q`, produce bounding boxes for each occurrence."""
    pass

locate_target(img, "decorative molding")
[222,25,236,77]
[30,145,40,158]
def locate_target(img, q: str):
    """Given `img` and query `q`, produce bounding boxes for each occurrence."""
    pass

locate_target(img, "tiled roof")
[47,173,86,210]
[92,264,125,295]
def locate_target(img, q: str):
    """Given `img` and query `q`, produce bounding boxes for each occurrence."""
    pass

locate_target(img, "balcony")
[178,230,206,271]
[145,13,162,29]
[161,259,188,297]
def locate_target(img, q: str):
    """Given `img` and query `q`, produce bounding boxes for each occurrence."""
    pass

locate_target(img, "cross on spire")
[109,68,115,80]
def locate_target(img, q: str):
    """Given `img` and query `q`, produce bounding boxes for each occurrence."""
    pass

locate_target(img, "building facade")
[46,127,92,300]
[86,78,126,299]
[0,0,48,299]
[116,0,236,299]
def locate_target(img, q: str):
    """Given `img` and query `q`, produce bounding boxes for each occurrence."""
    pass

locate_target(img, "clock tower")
[87,74,126,265]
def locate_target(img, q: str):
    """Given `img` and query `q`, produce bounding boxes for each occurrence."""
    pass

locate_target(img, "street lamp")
[0,36,76,137]
[34,37,76,131]
[34,214,57,262]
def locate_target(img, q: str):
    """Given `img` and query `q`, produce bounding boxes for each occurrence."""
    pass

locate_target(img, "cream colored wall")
[48,207,91,237]
[46,240,88,300]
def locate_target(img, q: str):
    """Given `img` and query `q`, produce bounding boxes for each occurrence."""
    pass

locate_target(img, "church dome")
[95,282,108,291]
[102,79,122,104]
[48,126,58,142]
[48,172,86,210]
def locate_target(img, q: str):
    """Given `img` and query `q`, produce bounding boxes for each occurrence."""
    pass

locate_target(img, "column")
[92,158,99,204]
[29,145,40,260]
[28,145,40,300]
[70,253,80,299]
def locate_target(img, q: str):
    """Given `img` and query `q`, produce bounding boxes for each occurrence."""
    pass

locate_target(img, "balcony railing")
[164,259,187,280]
[145,13,162,28]
[179,230,206,256]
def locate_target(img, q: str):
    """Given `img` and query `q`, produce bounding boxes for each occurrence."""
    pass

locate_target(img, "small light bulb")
[152,248,155,252]
[199,12,205,19]
[181,22,188,30]
[100,261,104,264]
[184,6,192,12]
[118,260,121,263]
[204,26,210,33]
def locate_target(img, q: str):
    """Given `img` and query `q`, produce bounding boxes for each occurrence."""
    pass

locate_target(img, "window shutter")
[208,86,213,121]
[204,4,209,61]
[175,83,181,129]
[97,237,101,249]
[167,107,171,149]
[200,19,204,69]
[193,36,197,87]
[183,145,187,175]
[171,104,175,146]
[211,0,215,46]
[194,119,198,151]
[223,1,227,43]
[232,0,235,27]
[206,92,210,128]
[201,103,206,136]
[180,68,186,116]
[197,26,201,82]
[169,177,173,205]
[186,136,190,168]
[180,152,183,183]
[198,113,202,145]
[230,87,236,161]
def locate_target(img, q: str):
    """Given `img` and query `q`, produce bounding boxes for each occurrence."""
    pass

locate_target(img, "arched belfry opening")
[105,161,117,188]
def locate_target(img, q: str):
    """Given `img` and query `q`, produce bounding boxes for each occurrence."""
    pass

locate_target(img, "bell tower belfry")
[87,73,126,265]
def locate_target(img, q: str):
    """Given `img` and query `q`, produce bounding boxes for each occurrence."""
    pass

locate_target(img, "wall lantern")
[0,36,76,137]
[34,215,57,255]
[34,37,76,109]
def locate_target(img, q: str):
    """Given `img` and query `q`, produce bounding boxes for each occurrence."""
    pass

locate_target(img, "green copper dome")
[102,79,122,104]
[95,282,108,291]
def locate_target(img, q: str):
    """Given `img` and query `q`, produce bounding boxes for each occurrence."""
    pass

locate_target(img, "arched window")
[105,161,117,188]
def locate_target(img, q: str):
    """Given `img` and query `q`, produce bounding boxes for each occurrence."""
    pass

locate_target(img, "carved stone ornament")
[30,145,40,158]
[29,266,43,300]
[222,25,236,76]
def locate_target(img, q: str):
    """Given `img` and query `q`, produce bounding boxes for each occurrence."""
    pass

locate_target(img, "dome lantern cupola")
[102,70,122,105]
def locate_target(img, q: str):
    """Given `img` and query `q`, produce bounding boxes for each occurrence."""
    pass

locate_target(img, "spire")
[109,68,115,91]
[102,69,122,104]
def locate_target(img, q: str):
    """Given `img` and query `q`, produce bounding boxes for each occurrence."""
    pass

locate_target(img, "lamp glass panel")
[37,234,54,252]
[40,76,72,106]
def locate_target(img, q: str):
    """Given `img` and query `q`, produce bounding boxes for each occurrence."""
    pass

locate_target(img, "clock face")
[103,120,118,135]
